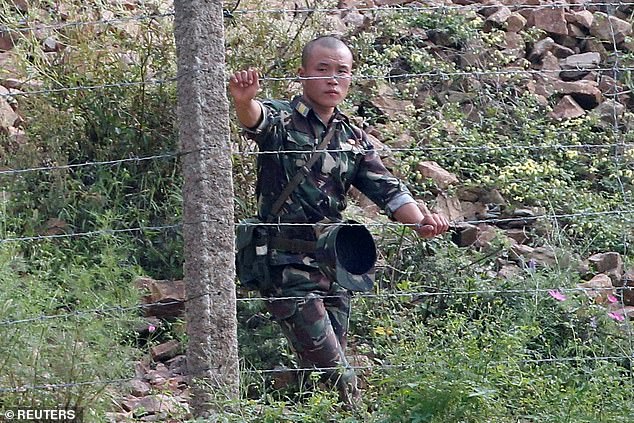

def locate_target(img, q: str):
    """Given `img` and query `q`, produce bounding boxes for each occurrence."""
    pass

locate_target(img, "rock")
[0,86,19,132]
[506,12,527,33]
[129,379,152,397]
[590,12,632,44]
[549,95,585,120]
[451,222,478,247]
[10,0,29,12]
[416,161,458,189]
[480,188,506,205]
[621,306,634,319]
[497,262,522,279]
[567,10,593,29]
[145,363,171,387]
[550,43,575,59]
[435,193,463,224]
[166,355,187,375]
[562,51,601,69]
[0,27,18,52]
[617,268,634,306]
[475,223,498,249]
[588,252,623,281]
[501,32,525,58]
[578,274,614,304]
[271,365,296,390]
[369,82,414,119]
[120,394,184,416]
[559,52,601,80]
[566,23,585,39]
[540,51,561,76]
[42,37,64,53]
[135,277,185,318]
[460,201,489,221]
[150,340,182,362]
[590,100,625,126]
[349,187,381,219]
[551,80,602,109]
[505,228,529,244]
[529,37,556,62]
[533,7,568,36]
[510,244,558,267]
[486,6,512,27]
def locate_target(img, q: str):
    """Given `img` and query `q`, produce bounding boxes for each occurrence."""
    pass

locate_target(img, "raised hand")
[229,68,260,105]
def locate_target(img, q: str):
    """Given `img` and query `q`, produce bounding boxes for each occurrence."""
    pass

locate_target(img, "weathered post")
[173,0,238,417]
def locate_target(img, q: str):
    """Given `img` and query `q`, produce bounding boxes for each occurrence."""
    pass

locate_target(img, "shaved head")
[302,35,353,68]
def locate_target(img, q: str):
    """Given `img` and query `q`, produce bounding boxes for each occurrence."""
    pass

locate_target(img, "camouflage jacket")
[244,95,415,228]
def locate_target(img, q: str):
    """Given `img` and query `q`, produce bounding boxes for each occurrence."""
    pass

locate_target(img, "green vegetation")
[1,0,633,421]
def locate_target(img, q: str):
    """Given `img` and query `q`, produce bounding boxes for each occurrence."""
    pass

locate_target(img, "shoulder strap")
[268,124,338,221]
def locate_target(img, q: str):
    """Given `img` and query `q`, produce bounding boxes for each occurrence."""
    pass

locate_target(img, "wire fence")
[1,0,633,416]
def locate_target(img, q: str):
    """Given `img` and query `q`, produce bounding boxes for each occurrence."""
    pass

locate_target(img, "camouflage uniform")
[244,95,416,402]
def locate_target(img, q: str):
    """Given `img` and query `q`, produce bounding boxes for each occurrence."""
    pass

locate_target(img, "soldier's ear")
[298,67,306,85]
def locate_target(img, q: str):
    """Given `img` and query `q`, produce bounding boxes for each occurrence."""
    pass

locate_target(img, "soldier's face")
[299,45,353,113]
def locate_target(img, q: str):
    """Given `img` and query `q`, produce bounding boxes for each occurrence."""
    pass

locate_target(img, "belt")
[269,236,317,254]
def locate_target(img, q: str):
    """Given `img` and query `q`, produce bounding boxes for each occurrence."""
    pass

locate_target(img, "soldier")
[229,35,449,406]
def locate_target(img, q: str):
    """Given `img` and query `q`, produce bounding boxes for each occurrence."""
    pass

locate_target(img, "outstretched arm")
[228,68,262,129]
[393,201,449,239]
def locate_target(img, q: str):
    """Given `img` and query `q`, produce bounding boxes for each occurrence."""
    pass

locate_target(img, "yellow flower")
[374,326,394,336]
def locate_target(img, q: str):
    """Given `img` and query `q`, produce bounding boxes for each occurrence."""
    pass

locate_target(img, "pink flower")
[607,312,625,322]
[548,289,567,302]
[148,324,157,333]
[607,294,618,304]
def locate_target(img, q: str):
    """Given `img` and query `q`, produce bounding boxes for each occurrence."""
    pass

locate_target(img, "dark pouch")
[235,218,271,291]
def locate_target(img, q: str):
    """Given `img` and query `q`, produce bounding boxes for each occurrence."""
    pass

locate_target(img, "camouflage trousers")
[264,263,360,405]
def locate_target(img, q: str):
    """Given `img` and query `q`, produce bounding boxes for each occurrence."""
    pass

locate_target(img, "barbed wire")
[1,1,626,35]
[1,283,631,328]
[245,354,634,375]
[0,152,180,176]
[0,377,135,394]
[1,139,631,177]
[1,11,175,33]
[0,208,631,245]
[229,3,632,15]
[0,224,180,245]
[0,76,178,99]
[2,352,631,393]
[3,64,634,100]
